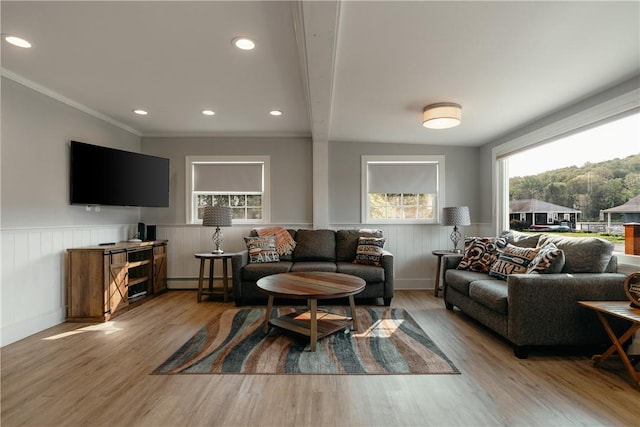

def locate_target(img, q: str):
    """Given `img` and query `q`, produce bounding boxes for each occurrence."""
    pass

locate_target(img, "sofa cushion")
[489,244,540,280]
[336,229,383,262]
[500,230,541,248]
[445,270,489,296]
[290,262,337,273]
[337,262,385,282]
[244,235,280,263]
[526,242,564,274]
[293,229,336,262]
[469,279,508,315]
[353,236,386,266]
[538,234,614,273]
[457,237,507,272]
[242,261,293,281]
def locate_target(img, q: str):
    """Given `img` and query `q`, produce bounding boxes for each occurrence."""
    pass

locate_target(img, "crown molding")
[1,68,142,137]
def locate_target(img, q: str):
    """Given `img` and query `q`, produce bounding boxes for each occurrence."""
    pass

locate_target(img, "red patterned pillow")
[457,237,507,272]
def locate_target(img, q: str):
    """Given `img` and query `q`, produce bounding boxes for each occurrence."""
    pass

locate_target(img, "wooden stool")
[194,253,234,302]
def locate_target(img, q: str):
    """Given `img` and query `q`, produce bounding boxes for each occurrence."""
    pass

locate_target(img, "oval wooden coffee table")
[257,272,366,351]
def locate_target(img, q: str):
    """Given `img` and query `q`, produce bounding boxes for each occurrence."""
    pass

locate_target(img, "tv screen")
[70,141,170,207]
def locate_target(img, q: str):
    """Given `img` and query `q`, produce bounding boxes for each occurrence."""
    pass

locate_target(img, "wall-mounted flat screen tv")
[70,141,170,207]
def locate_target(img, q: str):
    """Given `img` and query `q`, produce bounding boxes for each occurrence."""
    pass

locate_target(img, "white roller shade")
[194,163,263,192]
[367,162,438,194]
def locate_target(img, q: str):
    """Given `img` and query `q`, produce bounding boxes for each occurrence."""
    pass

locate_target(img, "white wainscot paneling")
[159,223,486,292]
[333,223,481,290]
[157,224,311,289]
[1,224,136,347]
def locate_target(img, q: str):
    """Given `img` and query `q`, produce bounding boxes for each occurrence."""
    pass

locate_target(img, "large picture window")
[361,155,444,224]
[186,156,270,224]
[492,88,638,236]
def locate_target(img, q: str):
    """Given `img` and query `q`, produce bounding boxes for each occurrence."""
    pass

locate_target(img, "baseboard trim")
[1,308,65,347]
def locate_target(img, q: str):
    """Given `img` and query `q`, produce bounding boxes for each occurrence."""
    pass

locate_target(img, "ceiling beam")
[292,0,341,143]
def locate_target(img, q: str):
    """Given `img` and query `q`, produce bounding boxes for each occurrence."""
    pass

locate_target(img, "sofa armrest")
[380,251,394,298]
[231,250,249,297]
[507,273,628,345]
[443,254,463,270]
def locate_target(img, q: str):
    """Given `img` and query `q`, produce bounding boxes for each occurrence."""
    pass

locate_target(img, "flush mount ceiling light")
[202,110,215,116]
[3,34,31,48]
[269,110,283,116]
[232,37,255,50]
[422,103,462,129]
[133,109,148,115]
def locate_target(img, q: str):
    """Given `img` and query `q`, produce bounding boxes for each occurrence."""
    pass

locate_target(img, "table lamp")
[203,206,232,253]
[442,206,471,253]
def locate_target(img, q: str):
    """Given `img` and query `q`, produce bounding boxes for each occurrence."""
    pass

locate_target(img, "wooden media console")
[67,240,168,322]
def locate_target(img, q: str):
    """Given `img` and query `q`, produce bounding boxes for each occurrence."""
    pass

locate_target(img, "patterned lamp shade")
[203,206,232,227]
[442,206,471,226]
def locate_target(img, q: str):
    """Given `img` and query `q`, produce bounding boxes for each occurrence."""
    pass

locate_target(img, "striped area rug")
[153,307,459,375]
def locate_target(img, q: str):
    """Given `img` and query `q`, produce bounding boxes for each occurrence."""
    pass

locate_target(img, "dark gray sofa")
[443,231,630,358]
[231,229,394,306]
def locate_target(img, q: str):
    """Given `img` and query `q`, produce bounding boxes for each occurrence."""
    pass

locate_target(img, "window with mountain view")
[505,112,639,237]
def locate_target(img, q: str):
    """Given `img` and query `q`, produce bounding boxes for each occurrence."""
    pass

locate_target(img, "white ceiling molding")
[1,68,142,137]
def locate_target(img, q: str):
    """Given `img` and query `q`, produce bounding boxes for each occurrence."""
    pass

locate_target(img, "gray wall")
[1,77,141,347]
[329,141,481,224]
[1,77,141,228]
[140,136,313,225]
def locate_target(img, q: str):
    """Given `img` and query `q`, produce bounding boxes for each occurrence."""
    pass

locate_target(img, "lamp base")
[212,249,224,254]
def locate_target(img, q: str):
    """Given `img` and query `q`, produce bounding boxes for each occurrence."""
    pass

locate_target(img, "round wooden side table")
[194,252,235,302]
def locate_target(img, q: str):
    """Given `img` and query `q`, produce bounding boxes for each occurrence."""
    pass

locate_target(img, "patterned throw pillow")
[244,235,280,263]
[457,237,507,272]
[353,236,386,266]
[526,242,564,274]
[489,244,541,280]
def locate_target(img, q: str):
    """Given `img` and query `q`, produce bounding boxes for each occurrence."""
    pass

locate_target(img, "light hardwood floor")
[2,290,639,426]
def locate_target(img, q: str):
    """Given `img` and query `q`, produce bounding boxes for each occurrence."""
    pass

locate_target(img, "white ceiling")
[2,1,639,146]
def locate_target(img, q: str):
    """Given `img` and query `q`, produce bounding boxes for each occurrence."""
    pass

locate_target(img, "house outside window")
[185,155,270,224]
[361,155,445,224]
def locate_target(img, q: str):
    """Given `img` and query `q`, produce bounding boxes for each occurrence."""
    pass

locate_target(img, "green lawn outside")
[522,230,625,244]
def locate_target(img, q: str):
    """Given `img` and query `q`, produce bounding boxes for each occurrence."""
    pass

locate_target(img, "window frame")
[361,155,445,224]
[492,88,639,236]
[185,155,270,225]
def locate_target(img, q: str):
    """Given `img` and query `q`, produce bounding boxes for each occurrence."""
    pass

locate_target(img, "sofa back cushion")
[293,229,336,262]
[537,234,614,273]
[500,230,541,248]
[336,229,384,262]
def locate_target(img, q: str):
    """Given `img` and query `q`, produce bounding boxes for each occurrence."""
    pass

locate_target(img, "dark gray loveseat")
[231,229,394,306]
[443,231,630,358]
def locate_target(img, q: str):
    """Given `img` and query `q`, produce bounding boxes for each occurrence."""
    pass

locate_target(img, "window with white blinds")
[361,155,445,224]
[186,156,270,224]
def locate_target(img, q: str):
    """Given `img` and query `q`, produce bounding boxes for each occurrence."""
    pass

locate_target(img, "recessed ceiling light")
[269,110,283,116]
[3,35,31,48]
[202,110,215,116]
[133,109,148,116]
[232,37,255,50]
